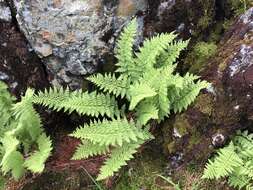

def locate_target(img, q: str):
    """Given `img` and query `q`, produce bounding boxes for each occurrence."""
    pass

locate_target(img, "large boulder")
[163,7,253,167]
[13,0,147,88]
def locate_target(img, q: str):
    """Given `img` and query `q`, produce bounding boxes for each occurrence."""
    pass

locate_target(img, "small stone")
[0,1,12,22]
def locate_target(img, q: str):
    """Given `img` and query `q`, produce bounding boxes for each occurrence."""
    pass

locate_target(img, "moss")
[193,94,214,116]
[114,149,167,190]
[174,114,191,137]
[186,42,217,74]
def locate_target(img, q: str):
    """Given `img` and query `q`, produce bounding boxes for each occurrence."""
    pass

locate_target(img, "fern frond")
[115,18,137,78]
[0,81,15,133]
[228,172,251,190]
[202,142,243,179]
[23,133,52,173]
[129,82,157,110]
[172,79,209,113]
[136,100,159,126]
[0,134,25,180]
[87,73,130,98]
[12,88,43,141]
[71,119,148,146]
[72,140,109,160]
[133,33,177,78]
[33,88,119,118]
[97,140,145,181]
[157,39,189,68]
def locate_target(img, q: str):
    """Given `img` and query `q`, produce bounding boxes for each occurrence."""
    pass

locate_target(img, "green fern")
[71,119,149,147]
[33,87,119,118]
[30,18,208,181]
[97,139,145,181]
[0,83,52,180]
[87,73,130,99]
[203,131,253,189]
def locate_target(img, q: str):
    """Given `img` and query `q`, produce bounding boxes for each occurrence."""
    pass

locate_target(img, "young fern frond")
[87,73,130,98]
[33,88,119,118]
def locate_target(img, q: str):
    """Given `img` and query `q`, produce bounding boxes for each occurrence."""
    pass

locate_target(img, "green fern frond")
[158,39,189,68]
[136,100,159,126]
[129,82,157,110]
[23,133,52,173]
[172,79,209,113]
[202,142,243,179]
[33,88,119,118]
[115,18,137,78]
[87,73,130,98]
[134,33,178,76]
[0,134,25,180]
[71,119,148,146]
[97,140,145,181]
[72,140,109,160]
[0,81,15,133]
[12,88,43,141]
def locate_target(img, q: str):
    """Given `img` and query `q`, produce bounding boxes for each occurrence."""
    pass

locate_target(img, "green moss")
[186,42,217,74]
[174,114,191,137]
[193,94,214,116]
[114,150,167,190]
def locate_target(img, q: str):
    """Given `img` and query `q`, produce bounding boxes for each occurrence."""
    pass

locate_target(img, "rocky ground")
[0,0,253,189]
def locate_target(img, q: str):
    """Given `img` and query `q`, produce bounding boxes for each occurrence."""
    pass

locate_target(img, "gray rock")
[0,0,12,22]
[13,0,147,88]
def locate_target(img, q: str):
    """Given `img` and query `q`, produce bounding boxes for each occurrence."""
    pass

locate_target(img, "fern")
[72,140,109,160]
[33,87,119,118]
[0,83,52,180]
[203,131,253,189]
[97,139,145,181]
[23,133,52,173]
[30,18,208,181]
[87,73,130,98]
[71,119,149,147]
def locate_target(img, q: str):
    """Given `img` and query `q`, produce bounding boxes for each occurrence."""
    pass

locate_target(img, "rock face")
[0,8,48,95]
[163,7,253,167]
[13,0,147,88]
[0,0,12,22]
[145,0,217,39]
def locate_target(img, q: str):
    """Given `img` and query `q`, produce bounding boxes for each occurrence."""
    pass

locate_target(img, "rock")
[0,0,12,22]
[145,0,217,39]
[13,0,148,88]
[162,8,253,165]
[0,19,49,95]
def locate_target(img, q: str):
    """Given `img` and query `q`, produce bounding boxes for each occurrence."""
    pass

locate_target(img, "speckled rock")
[13,0,147,88]
[0,0,12,22]
[162,7,253,166]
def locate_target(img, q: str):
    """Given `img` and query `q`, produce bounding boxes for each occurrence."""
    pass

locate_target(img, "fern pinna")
[203,131,253,189]
[0,82,52,180]
[32,18,209,180]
